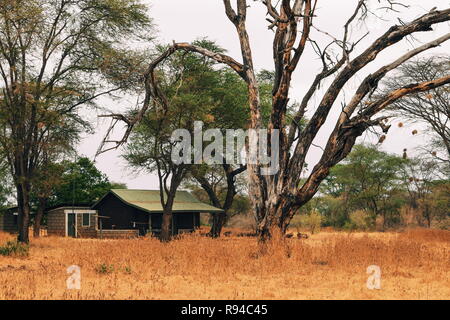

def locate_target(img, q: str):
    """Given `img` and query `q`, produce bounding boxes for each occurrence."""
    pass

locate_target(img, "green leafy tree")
[0,0,153,243]
[182,65,273,238]
[31,105,84,236]
[124,40,254,240]
[0,157,12,208]
[123,42,216,241]
[401,157,449,227]
[322,145,407,230]
[50,157,121,207]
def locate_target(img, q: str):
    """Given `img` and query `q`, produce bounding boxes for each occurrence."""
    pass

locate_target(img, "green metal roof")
[94,189,223,213]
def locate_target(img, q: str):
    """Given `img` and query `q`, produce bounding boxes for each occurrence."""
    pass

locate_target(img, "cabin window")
[13,213,18,225]
[82,213,90,227]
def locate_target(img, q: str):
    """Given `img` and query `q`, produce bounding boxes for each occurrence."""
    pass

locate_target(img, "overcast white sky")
[78,0,450,189]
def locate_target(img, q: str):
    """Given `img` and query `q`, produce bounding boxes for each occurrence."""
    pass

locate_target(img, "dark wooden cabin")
[0,207,19,233]
[92,189,223,236]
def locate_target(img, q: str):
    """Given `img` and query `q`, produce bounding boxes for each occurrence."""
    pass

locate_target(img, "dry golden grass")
[0,228,448,300]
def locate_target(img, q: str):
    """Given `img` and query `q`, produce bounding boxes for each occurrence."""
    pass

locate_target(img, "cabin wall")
[96,229,139,239]
[76,212,97,238]
[95,193,136,230]
[174,212,194,234]
[47,208,66,236]
[149,212,200,236]
[47,208,97,237]
[194,212,200,228]
[0,211,18,233]
[95,193,149,236]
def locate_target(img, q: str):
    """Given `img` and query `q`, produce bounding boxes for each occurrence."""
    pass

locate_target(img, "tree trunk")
[209,211,228,238]
[201,164,243,238]
[424,205,431,228]
[33,197,47,237]
[160,193,176,242]
[16,182,31,243]
[254,196,291,241]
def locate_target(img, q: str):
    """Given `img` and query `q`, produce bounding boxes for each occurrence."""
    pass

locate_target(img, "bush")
[345,210,374,231]
[434,217,450,231]
[95,263,114,274]
[298,209,323,234]
[0,240,29,257]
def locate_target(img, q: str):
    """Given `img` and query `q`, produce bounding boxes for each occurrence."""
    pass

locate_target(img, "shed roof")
[93,189,224,214]
[46,203,93,212]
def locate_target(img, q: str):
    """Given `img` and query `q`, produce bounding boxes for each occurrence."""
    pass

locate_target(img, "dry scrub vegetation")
[0,228,448,300]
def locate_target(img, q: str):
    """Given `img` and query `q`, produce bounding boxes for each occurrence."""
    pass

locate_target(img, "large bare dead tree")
[100,1,450,240]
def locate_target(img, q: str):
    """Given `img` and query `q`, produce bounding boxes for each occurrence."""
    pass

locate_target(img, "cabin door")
[67,213,76,237]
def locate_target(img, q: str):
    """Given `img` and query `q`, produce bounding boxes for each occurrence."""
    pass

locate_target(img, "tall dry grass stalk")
[0,228,448,299]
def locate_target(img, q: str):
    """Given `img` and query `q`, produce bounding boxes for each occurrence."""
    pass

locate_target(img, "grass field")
[0,228,448,300]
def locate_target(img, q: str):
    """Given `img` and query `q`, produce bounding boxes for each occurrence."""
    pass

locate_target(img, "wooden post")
[148,214,152,235]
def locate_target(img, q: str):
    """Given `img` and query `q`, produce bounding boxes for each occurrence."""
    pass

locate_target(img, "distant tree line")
[293,145,449,231]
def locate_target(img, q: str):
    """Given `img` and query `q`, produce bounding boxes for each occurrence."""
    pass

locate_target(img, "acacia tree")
[123,44,217,241]
[323,145,406,230]
[31,99,86,237]
[185,66,273,238]
[103,1,450,240]
[123,98,190,242]
[383,56,450,163]
[187,164,246,237]
[0,0,152,242]
[400,157,447,228]
[124,41,260,240]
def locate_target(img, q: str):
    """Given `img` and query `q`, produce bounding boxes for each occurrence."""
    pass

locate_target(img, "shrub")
[434,217,450,231]
[95,263,114,274]
[0,240,29,257]
[299,209,323,234]
[124,266,132,274]
[345,210,374,231]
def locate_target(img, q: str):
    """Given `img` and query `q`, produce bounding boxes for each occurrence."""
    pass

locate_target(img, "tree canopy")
[49,157,126,207]
[0,0,153,242]
[321,145,407,229]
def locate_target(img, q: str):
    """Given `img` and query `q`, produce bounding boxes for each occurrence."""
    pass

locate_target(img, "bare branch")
[288,8,450,184]
[338,32,450,127]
